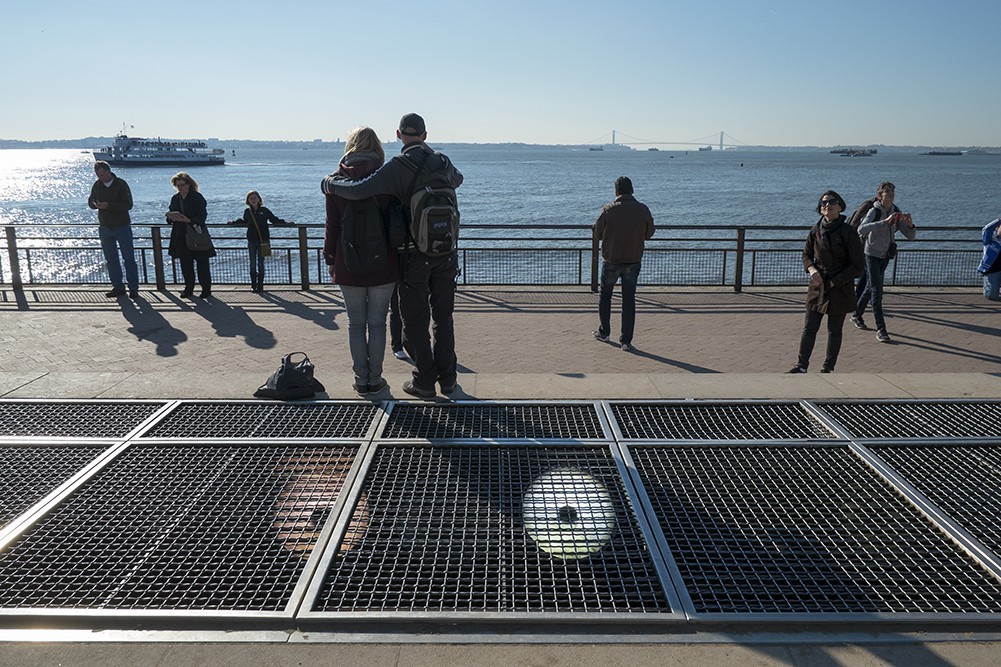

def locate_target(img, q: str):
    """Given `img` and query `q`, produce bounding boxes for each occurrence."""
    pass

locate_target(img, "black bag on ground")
[340,198,389,274]
[254,352,325,400]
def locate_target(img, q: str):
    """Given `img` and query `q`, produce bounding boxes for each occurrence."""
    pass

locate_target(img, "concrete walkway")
[1,285,999,400]
[2,285,1001,666]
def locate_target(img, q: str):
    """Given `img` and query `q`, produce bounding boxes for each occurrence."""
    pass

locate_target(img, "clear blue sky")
[5,0,1000,146]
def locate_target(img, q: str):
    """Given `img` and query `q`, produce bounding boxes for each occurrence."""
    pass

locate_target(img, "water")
[2,146,999,236]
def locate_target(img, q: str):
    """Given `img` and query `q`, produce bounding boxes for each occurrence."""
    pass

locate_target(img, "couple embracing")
[322,113,463,399]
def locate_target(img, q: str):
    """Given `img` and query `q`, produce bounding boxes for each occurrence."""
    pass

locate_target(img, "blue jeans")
[985,272,1001,301]
[248,241,265,289]
[854,254,890,332]
[340,283,395,386]
[598,262,641,344]
[99,224,139,291]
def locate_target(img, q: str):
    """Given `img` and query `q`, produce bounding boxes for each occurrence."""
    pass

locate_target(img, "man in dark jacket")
[592,176,655,351]
[322,113,463,398]
[89,161,138,298]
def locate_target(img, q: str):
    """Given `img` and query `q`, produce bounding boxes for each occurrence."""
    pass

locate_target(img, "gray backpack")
[402,153,460,256]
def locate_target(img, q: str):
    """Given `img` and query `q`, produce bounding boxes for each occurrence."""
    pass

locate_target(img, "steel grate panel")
[0,444,360,612]
[871,444,1001,557]
[629,445,1001,614]
[382,404,606,440]
[0,446,107,530]
[142,403,379,439]
[311,445,672,613]
[0,402,164,438]
[611,403,834,440]
[817,401,1001,439]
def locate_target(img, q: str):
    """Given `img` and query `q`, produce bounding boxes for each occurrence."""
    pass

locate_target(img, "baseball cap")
[399,113,426,137]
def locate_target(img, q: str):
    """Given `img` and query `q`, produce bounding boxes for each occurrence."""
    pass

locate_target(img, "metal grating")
[0,444,359,611]
[0,402,163,438]
[0,446,106,530]
[871,444,1001,557]
[817,401,1001,439]
[311,445,672,613]
[629,445,1001,614]
[142,403,379,439]
[611,403,834,440]
[382,404,606,440]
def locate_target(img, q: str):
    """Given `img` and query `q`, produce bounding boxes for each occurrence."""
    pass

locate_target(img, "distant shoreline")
[1,138,1000,153]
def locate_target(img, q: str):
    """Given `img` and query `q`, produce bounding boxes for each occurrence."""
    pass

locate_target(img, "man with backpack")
[322,113,463,399]
[849,181,916,343]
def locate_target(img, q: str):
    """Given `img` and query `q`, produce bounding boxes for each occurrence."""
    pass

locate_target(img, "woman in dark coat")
[166,172,215,299]
[787,190,865,373]
[228,190,291,292]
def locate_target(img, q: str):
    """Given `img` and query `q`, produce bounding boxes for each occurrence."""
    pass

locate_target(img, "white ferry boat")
[94,132,225,166]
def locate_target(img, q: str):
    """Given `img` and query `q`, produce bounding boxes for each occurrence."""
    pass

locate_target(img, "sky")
[4,0,1000,147]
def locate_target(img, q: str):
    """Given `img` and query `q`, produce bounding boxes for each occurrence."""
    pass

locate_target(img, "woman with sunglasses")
[166,172,215,299]
[787,190,865,374]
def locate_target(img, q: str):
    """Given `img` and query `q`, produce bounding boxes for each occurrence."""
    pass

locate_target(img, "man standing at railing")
[592,176,655,352]
[89,161,139,299]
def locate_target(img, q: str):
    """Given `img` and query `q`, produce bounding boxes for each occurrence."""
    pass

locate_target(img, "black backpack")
[340,198,389,274]
[400,153,460,256]
[849,198,876,229]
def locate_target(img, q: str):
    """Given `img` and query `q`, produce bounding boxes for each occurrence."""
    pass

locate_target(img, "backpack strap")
[400,153,426,252]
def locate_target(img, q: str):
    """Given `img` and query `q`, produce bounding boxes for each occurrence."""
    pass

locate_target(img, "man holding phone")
[89,160,139,298]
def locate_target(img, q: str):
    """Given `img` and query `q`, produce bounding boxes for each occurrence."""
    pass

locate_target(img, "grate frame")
[813,399,1001,441]
[0,439,367,620]
[300,440,684,620]
[605,400,839,442]
[0,399,171,441]
[378,401,613,443]
[137,400,384,442]
[856,442,1001,579]
[0,442,116,541]
[621,441,1001,623]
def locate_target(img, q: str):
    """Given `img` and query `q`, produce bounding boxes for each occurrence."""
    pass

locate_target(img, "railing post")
[151,226,167,291]
[5,226,23,291]
[590,229,600,293]
[733,227,745,293]
[298,226,310,290]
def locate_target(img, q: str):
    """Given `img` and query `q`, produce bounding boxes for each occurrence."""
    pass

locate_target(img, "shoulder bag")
[180,195,215,252]
[248,208,272,257]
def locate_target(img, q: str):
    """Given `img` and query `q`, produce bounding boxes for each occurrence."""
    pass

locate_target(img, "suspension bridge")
[584,130,748,150]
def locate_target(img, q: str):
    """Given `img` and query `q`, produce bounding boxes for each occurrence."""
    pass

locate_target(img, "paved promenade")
[3,284,1001,666]
[1,285,999,400]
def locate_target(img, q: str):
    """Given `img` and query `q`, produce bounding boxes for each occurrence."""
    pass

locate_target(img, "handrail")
[0,222,987,292]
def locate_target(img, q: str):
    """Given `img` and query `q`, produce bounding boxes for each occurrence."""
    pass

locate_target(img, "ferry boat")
[94,132,225,166]
[698,145,713,152]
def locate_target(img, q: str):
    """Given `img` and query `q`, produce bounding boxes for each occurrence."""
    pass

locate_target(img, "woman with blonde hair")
[323,127,399,396]
[166,172,215,299]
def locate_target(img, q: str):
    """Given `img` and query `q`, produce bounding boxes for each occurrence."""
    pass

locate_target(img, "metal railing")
[1,223,987,292]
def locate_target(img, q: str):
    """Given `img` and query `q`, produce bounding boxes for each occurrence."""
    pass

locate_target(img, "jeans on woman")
[248,240,265,290]
[796,309,847,372]
[340,283,395,386]
[854,254,890,332]
[985,271,1001,301]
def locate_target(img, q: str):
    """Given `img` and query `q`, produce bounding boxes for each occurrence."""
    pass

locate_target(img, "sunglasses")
[820,199,840,207]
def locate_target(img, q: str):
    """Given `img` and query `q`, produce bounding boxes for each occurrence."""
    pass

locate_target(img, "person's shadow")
[191,296,277,349]
[119,295,188,357]
[262,291,341,331]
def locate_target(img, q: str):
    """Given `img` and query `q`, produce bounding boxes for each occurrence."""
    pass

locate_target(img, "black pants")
[399,251,458,389]
[796,309,846,371]
[179,254,212,292]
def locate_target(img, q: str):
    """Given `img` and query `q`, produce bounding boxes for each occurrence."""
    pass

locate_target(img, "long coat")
[167,190,216,259]
[802,215,864,315]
